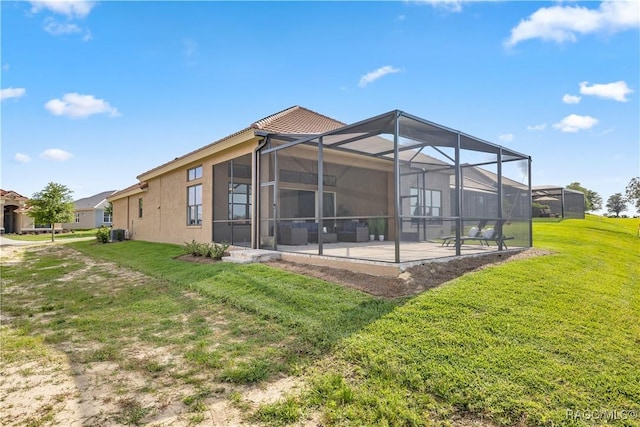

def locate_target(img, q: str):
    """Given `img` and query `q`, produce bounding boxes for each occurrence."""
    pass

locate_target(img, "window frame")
[138,198,143,218]
[75,213,81,223]
[410,187,442,225]
[228,182,251,222]
[187,184,203,226]
[187,165,203,182]
[103,211,112,223]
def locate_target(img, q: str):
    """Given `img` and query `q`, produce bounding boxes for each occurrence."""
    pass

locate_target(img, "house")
[63,191,117,230]
[109,106,532,265]
[1,189,35,234]
[532,186,585,218]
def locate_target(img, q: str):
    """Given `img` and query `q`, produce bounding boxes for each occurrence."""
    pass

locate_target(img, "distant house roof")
[74,191,117,210]
[0,189,28,200]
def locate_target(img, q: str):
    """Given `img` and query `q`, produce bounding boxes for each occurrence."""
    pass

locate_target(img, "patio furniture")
[441,220,488,246]
[307,224,338,243]
[277,223,308,245]
[441,220,513,248]
[337,222,369,242]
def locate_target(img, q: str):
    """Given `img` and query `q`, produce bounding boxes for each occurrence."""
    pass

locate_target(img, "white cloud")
[2,63,9,71]
[397,14,406,21]
[553,114,599,133]
[499,133,514,142]
[40,148,73,162]
[45,93,120,119]
[29,0,95,19]
[43,17,81,35]
[358,65,402,87]
[183,38,198,58]
[14,153,32,163]
[527,123,547,131]
[579,80,633,102]
[414,0,464,13]
[562,94,581,104]
[1,87,26,101]
[505,1,640,47]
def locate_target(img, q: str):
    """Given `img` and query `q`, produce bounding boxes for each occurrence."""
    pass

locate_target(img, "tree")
[586,190,602,212]
[605,193,627,218]
[566,182,602,212]
[27,182,75,242]
[625,177,640,213]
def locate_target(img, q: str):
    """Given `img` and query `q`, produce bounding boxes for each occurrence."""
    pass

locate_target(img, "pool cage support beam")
[497,148,503,251]
[394,111,401,263]
[454,132,462,257]
[318,137,324,256]
[528,157,533,247]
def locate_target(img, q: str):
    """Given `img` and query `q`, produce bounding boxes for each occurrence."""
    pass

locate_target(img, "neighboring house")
[63,191,117,230]
[532,186,585,219]
[109,106,532,264]
[1,189,36,234]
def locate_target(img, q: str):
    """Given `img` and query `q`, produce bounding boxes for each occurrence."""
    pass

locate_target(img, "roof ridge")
[251,105,301,129]
[251,105,346,130]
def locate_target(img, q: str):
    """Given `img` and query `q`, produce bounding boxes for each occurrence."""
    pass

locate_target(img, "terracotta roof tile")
[0,189,28,199]
[137,106,345,179]
[251,105,345,134]
[109,182,148,199]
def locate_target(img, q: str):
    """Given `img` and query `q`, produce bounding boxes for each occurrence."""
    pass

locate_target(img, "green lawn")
[2,216,638,426]
[257,215,640,426]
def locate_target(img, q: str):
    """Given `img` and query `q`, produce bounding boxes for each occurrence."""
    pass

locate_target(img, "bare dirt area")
[0,245,304,427]
[266,248,552,298]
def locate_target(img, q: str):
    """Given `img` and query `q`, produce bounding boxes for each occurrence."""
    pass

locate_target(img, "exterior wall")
[1,195,35,234]
[64,208,112,230]
[111,139,257,245]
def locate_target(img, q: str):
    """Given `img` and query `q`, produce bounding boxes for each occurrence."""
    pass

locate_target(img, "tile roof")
[74,191,117,209]
[0,189,28,199]
[109,182,148,199]
[137,106,345,180]
[252,105,345,134]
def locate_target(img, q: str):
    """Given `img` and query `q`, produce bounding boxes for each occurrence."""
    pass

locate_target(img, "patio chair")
[277,223,308,245]
[458,220,513,249]
[441,220,488,246]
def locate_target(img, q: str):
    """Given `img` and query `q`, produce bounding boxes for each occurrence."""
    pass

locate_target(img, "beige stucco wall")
[111,138,257,245]
[1,194,36,234]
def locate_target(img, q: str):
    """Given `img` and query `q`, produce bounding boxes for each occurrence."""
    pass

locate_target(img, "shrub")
[182,240,229,259]
[210,241,230,260]
[96,226,110,244]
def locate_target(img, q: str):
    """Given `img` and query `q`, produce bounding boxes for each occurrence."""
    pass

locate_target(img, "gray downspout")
[252,133,269,249]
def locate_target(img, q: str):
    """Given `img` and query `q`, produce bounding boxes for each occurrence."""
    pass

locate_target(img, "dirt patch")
[266,248,552,298]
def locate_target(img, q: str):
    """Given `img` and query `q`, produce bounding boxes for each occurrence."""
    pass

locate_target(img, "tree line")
[568,177,640,217]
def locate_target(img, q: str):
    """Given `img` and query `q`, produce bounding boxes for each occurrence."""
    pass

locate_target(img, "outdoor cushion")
[482,228,495,239]
[343,222,356,231]
[468,227,479,237]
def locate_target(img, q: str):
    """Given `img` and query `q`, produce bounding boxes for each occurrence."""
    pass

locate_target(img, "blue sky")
[2,0,638,213]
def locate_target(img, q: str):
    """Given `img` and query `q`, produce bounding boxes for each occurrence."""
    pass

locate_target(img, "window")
[138,198,143,218]
[187,184,202,225]
[229,183,251,221]
[103,211,112,223]
[410,188,441,224]
[75,213,80,223]
[188,165,203,181]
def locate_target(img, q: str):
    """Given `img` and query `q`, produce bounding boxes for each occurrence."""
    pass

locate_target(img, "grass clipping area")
[1,215,638,426]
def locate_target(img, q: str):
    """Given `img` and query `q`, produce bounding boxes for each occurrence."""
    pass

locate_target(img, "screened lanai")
[254,110,532,263]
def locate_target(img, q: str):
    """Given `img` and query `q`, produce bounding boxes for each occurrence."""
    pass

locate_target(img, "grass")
[1,239,396,408]
[256,215,640,426]
[2,215,638,426]
[5,228,99,241]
